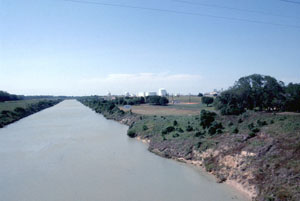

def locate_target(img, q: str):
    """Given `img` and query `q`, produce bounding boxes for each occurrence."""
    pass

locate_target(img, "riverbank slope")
[0,99,62,128]
[78,98,300,201]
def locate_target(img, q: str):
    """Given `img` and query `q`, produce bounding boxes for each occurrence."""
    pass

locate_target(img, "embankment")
[78,98,300,201]
[0,99,62,128]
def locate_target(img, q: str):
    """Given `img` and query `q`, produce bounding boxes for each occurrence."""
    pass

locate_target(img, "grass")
[0,99,42,113]
[218,111,300,137]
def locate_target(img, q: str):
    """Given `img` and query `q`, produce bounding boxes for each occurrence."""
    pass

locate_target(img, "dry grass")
[119,96,216,116]
[120,103,214,116]
[168,95,203,103]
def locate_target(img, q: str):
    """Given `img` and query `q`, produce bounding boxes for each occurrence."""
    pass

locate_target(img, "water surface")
[0,100,248,201]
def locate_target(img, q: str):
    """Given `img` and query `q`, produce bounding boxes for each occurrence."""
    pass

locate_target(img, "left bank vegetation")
[0,91,62,128]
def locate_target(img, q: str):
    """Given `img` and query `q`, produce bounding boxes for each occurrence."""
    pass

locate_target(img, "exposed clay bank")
[0,100,248,201]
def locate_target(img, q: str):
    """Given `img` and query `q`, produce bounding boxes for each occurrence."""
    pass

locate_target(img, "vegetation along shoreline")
[78,74,300,201]
[0,92,63,128]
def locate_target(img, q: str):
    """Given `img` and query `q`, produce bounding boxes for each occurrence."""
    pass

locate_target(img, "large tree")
[215,74,286,115]
[202,96,214,106]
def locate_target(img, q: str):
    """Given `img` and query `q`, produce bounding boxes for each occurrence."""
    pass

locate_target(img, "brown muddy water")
[0,100,249,201]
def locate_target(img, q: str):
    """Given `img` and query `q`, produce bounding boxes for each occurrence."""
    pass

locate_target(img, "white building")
[145,92,157,96]
[137,92,146,97]
[158,88,167,96]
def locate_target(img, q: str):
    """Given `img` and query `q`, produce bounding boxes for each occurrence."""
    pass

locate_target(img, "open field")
[168,95,203,104]
[120,103,215,116]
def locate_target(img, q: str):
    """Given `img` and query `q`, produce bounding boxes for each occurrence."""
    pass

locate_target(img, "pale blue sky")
[1,0,300,95]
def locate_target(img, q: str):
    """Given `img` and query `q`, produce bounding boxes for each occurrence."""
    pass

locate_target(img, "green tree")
[202,96,214,106]
[215,74,287,115]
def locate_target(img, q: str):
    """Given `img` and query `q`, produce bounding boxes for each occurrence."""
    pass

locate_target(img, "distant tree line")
[114,97,145,106]
[0,90,71,102]
[146,96,169,106]
[113,96,168,106]
[215,74,300,115]
[0,91,24,102]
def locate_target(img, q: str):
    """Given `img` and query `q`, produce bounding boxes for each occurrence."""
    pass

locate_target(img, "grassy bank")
[128,111,300,201]
[78,97,300,201]
[0,99,62,128]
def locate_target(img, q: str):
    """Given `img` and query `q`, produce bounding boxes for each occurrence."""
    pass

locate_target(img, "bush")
[176,127,184,133]
[186,125,193,132]
[173,120,178,126]
[248,123,255,130]
[232,127,239,134]
[252,127,260,133]
[200,110,216,129]
[208,122,223,135]
[257,120,268,127]
[172,133,180,138]
[195,131,205,137]
[143,125,148,131]
[248,132,256,138]
[127,130,136,138]
[162,126,175,135]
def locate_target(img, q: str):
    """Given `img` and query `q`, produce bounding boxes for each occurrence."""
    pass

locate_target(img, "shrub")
[162,126,175,135]
[252,127,260,133]
[228,121,233,126]
[143,125,148,131]
[173,120,178,126]
[208,122,223,135]
[186,125,193,132]
[232,127,239,134]
[200,110,216,129]
[248,132,256,138]
[172,133,180,138]
[195,131,205,137]
[248,123,255,130]
[127,130,136,138]
[257,120,268,127]
[176,127,184,133]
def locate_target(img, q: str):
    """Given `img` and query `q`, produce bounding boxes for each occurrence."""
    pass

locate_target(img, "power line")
[61,0,300,29]
[280,0,300,5]
[172,0,300,20]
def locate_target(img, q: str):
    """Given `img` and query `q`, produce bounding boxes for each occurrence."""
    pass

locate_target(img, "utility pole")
[172,94,174,104]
